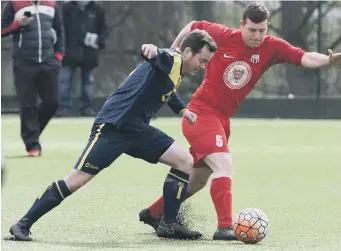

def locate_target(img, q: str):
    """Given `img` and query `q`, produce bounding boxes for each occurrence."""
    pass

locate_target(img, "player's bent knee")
[184,153,194,168]
[173,153,193,174]
[209,163,233,178]
[204,152,233,178]
[159,142,194,174]
[64,169,94,193]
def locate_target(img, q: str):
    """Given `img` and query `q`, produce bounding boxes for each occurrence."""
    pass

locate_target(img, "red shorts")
[182,112,230,164]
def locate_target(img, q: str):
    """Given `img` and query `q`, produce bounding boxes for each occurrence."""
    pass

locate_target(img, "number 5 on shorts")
[216,135,223,147]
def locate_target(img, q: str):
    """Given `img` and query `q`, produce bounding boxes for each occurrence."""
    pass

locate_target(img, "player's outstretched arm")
[328,49,341,65]
[301,49,341,68]
[170,21,196,50]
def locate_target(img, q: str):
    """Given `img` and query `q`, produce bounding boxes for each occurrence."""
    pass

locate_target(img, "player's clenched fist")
[328,49,341,65]
[141,44,158,59]
[182,110,197,124]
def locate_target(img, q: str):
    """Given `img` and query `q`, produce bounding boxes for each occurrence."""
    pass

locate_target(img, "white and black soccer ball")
[233,208,269,244]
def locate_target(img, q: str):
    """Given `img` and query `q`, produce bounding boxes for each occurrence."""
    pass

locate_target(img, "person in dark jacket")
[56,1,109,117]
[1,0,64,157]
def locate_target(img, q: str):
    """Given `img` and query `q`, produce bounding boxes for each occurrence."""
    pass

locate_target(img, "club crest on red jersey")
[250,54,260,64]
[223,61,252,89]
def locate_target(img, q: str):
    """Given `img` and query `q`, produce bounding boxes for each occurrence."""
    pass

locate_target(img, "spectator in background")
[1,0,64,157]
[56,1,109,117]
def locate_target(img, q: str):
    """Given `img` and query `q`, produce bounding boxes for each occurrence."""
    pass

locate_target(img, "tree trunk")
[192,1,215,21]
[281,1,317,97]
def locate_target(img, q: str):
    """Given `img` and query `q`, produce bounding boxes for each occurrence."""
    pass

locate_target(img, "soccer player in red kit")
[139,3,341,240]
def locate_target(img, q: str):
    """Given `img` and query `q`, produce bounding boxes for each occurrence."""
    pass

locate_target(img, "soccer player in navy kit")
[8,30,217,241]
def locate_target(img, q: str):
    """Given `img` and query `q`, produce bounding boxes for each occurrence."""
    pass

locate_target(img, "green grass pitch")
[1,115,341,251]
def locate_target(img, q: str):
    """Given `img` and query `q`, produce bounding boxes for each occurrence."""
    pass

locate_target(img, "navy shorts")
[74,123,174,175]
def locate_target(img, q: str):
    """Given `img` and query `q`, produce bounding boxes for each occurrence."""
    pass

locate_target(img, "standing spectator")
[56,1,109,117]
[1,0,64,157]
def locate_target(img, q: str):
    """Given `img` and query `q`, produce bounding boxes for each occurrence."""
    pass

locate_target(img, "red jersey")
[189,21,306,118]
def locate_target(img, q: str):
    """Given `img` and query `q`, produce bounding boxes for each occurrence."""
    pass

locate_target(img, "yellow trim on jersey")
[179,108,188,115]
[128,69,136,77]
[77,123,105,170]
[161,89,174,103]
[168,54,182,88]
[55,182,65,200]
[168,172,189,184]
[168,50,180,56]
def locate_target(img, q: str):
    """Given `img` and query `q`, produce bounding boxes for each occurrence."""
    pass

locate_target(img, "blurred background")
[2,1,341,118]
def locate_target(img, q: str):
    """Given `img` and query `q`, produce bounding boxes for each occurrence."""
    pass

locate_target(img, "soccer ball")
[233,208,269,244]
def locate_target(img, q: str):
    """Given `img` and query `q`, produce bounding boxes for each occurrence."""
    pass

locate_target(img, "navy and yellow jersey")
[95,48,187,129]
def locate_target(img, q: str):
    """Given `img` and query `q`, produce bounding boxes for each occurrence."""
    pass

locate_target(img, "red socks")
[148,192,194,219]
[148,196,164,219]
[149,177,232,229]
[210,176,233,229]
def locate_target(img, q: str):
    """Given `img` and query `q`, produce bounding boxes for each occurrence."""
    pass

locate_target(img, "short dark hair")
[243,3,270,23]
[180,29,217,54]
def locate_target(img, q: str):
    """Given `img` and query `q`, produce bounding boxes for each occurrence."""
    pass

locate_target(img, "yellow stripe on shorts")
[77,123,105,170]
